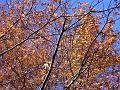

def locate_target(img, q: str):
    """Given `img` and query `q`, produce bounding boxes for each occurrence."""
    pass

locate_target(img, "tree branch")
[40,18,67,90]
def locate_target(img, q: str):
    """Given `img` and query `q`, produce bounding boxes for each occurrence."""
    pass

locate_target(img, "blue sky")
[1,0,120,33]
[71,0,120,29]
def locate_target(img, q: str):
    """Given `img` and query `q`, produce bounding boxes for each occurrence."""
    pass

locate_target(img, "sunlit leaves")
[79,8,84,12]
[0,0,120,89]
[82,2,89,7]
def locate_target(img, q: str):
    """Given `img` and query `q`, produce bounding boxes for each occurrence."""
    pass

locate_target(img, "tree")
[0,0,120,90]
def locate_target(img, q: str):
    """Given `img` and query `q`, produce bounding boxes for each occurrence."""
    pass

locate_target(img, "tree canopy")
[0,0,120,90]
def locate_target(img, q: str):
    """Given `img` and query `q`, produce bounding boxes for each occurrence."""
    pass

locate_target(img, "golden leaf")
[79,8,83,12]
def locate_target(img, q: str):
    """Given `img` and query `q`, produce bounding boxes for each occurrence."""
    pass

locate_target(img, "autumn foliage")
[0,0,120,90]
